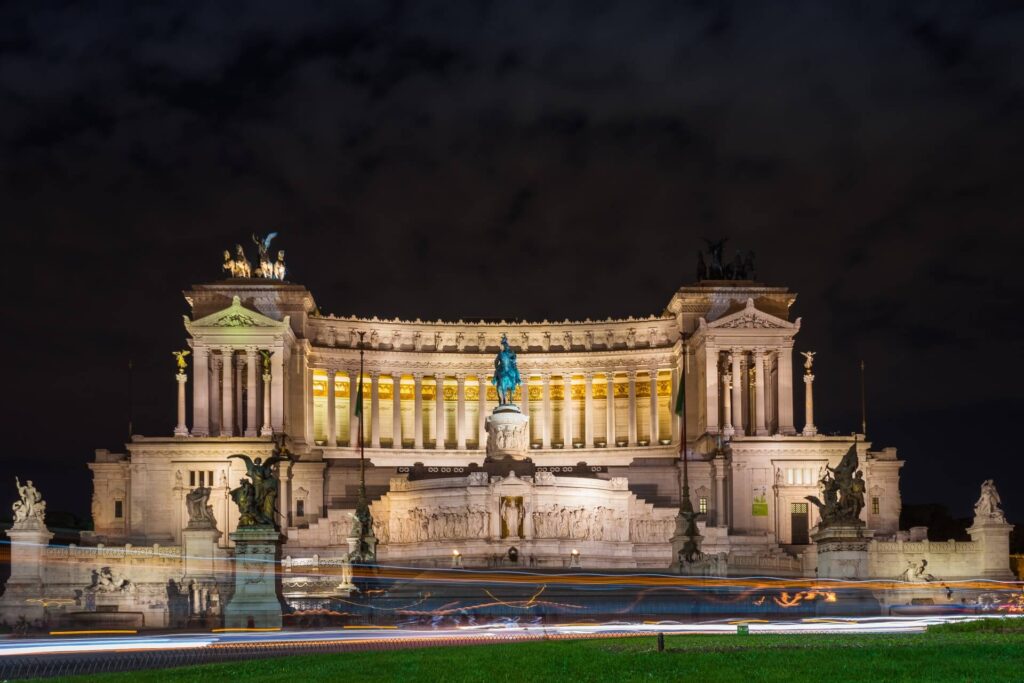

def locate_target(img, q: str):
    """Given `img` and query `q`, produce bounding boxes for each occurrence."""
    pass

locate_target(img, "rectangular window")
[189,471,196,487]
[699,497,708,514]
[208,471,214,486]
[296,500,305,517]
[872,497,880,515]
[114,500,123,519]
[198,471,205,487]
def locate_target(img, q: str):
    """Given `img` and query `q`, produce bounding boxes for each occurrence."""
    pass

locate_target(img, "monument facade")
[0,237,1013,627]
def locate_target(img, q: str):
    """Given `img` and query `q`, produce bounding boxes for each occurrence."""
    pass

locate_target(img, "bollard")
[657,632,665,652]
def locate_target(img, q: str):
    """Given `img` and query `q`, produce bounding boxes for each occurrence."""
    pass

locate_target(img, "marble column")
[245,347,258,436]
[192,345,209,437]
[326,369,337,447]
[541,374,552,448]
[392,373,403,448]
[803,370,817,436]
[348,369,358,446]
[220,348,234,436]
[777,345,796,435]
[563,375,573,447]
[714,455,728,528]
[705,347,720,434]
[731,349,744,435]
[370,372,381,448]
[627,371,637,446]
[648,368,659,445]
[669,366,678,444]
[477,375,488,446]
[209,355,221,435]
[303,360,314,445]
[520,372,530,440]
[722,371,734,437]
[174,372,189,436]
[270,347,284,433]
[606,373,616,446]
[456,374,466,449]
[584,373,594,447]
[260,370,272,436]
[434,374,445,448]
[413,373,424,448]
[754,348,769,435]
[235,357,245,436]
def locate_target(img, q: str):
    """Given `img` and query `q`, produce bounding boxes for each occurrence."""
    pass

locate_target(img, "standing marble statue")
[492,335,522,406]
[12,478,46,528]
[974,480,1005,522]
[501,498,522,539]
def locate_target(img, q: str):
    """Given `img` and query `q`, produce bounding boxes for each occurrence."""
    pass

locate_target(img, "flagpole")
[357,331,366,505]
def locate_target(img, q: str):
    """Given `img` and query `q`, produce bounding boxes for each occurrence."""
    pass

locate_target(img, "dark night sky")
[2,2,1022,526]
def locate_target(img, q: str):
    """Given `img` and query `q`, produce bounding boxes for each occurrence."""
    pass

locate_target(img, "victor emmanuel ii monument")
[0,235,1013,628]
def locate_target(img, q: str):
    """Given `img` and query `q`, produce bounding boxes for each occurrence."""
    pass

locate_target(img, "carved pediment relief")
[703,298,796,330]
[186,295,288,331]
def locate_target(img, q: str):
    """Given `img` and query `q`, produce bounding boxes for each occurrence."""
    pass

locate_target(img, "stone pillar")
[754,348,768,435]
[520,373,530,444]
[260,371,272,436]
[584,373,594,447]
[803,370,817,436]
[456,374,466,449]
[541,374,552,448]
[270,347,284,433]
[235,357,245,436]
[370,372,381,448]
[220,348,234,436]
[705,347,720,434]
[413,373,424,448]
[434,374,446,448]
[731,350,744,435]
[303,362,314,445]
[392,373,403,447]
[563,375,573,447]
[669,366,678,444]
[714,455,728,528]
[2,525,55,621]
[477,375,488,446]
[777,345,796,435]
[326,369,337,447]
[722,371,734,437]
[648,369,659,444]
[209,355,221,435]
[175,372,189,436]
[192,345,209,437]
[348,369,358,446]
[245,347,258,437]
[606,373,616,446]
[967,516,1015,580]
[627,371,637,446]
[224,528,284,628]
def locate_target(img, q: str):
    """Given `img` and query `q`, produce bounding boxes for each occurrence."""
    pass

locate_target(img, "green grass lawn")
[58,620,1024,683]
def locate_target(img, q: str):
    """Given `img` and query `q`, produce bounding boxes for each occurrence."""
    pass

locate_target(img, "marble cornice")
[309,347,679,374]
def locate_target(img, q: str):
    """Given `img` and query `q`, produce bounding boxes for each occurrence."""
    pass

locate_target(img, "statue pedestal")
[812,524,873,579]
[183,526,223,583]
[0,525,54,623]
[485,406,530,461]
[224,527,284,629]
[967,517,1014,580]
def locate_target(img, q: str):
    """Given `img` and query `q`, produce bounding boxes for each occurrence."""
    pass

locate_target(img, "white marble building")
[83,269,910,567]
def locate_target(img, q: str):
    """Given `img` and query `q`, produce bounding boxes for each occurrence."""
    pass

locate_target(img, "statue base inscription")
[224,527,285,629]
[485,406,530,461]
[812,524,873,580]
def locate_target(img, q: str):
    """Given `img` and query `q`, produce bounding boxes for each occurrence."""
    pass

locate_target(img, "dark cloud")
[1,0,1022,523]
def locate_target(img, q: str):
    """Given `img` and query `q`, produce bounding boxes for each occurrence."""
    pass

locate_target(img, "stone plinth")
[0,526,54,623]
[812,524,873,579]
[485,405,530,460]
[967,517,1015,580]
[224,527,284,629]
[183,526,222,582]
